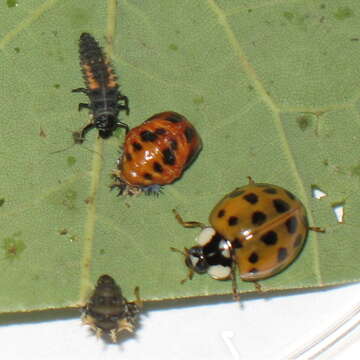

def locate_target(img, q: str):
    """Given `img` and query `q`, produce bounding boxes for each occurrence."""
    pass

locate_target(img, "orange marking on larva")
[106,61,118,89]
[82,64,101,90]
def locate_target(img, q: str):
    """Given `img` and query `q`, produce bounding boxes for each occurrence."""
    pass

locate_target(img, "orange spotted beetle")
[172,178,325,298]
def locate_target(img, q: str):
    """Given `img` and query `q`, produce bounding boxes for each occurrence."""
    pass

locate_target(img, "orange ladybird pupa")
[112,111,202,196]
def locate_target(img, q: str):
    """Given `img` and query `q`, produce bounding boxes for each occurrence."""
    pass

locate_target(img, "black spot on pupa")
[261,231,277,245]
[285,190,295,200]
[248,252,259,264]
[140,130,157,142]
[184,127,195,143]
[273,199,290,213]
[233,238,243,248]
[243,193,258,204]
[285,216,298,234]
[217,209,225,218]
[228,189,245,198]
[143,173,153,180]
[228,216,239,226]
[162,148,176,165]
[132,142,142,151]
[155,128,166,135]
[170,140,178,150]
[252,211,267,226]
[153,162,163,173]
[278,247,288,262]
[166,113,183,123]
[294,234,303,248]
[263,187,277,194]
[125,152,132,161]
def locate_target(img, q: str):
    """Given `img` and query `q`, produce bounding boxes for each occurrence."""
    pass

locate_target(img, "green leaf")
[1,0,359,313]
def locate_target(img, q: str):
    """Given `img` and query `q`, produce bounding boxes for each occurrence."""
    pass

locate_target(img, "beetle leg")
[247,176,255,185]
[170,247,195,284]
[133,286,143,309]
[172,209,206,229]
[309,226,326,233]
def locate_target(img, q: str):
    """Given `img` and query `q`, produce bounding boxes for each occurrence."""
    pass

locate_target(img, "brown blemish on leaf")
[2,235,26,261]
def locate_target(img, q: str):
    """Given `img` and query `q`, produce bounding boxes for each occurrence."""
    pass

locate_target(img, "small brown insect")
[82,274,142,342]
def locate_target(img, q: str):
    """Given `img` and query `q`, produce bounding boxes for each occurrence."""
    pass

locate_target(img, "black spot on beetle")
[166,113,183,123]
[170,139,178,150]
[218,209,225,218]
[252,211,267,226]
[261,231,278,245]
[263,187,277,194]
[294,234,303,248]
[155,128,166,135]
[153,162,163,173]
[243,193,258,204]
[143,173,153,180]
[285,216,298,234]
[140,130,157,142]
[228,216,239,226]
[273,199,290,213]
[233,238,243,248]
[278,247,288,262]
[184,127,194,143]
[285,190,296,200]
[248,252,259,264]
[132,142,142,151]
[162,148,176,165]
[228,189,245,198]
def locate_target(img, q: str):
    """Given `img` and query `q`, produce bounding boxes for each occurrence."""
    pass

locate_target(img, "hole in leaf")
[311,185,327,199]
[332,201,345,223]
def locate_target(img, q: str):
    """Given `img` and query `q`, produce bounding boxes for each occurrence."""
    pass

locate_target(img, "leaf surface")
[0,0,359,312]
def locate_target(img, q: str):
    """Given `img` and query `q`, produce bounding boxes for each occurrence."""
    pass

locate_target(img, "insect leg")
[133,286,143,309]
[72,87,89,94]
[73,122,96,143]
[309,226,326,233]
[78,103,90,111]
[172,209,206,229]
[118,95,129,115]
[115,121,130,134]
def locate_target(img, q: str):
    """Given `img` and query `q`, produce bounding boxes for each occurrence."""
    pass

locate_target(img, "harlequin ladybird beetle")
[172,178,324,297]
[112,111,202,196]
[72,32,129,142]
[82,274,142,342]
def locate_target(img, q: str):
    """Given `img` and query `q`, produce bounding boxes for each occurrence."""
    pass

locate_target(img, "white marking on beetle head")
[195,227,215,246]
[208,265,231,280]
[189,254,199,268]
[219,239,231,258]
